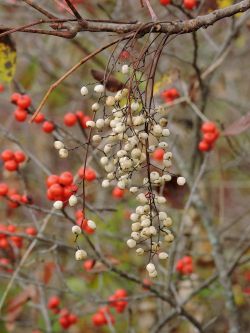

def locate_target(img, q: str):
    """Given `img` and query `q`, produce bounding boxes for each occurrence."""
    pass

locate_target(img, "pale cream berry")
[86,120,95,128]
[177,176,186,186]
[91,103,100,112]
[162,128,170,136]
[75,249,87,260]
[115,90,123,101]
[149,270,158,278]
[163,217,173,227]
[164,152,173,160]
[159,212,167,220]
[100,156,109,165]
[94,84,105,93]
[131,101,140,112]
[87,220,96,230]
[136,206,144,215]
[121,64,129,74]
[156,196,167,204]
[146,263,156,273]
[130,213,139,222]
[159,142,168,148]
[106,96,116,107]
[96,118,105,129]
[102,179,110,188]
[104,144,112,154]
[136,248,144,255]
[150,171,159,181]
[72,225,81,235]
[131,232,140,241]
[131,222,141,232]
[136,193,148,204]
[127,239,137,248]
[141,219,150,227]
[149,226,157,236]
[152,124,162,136]
[130,187,138,193]
[165,234,174,242]
[53,200,63,210]
[162,174,172,182]
[92,134,101,144]
[80,86,88,96]
[159,252,169,260]
[54,141,64,150]
[69,195,78,207]
[59,148,68,159]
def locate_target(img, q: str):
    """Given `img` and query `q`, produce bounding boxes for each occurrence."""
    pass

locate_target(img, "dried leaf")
[43,261,55,285]
[160,175,189,209]
[91,69,124,92]
[222,112,250,136]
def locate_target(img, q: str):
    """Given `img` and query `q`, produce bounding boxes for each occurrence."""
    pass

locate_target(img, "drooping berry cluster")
[47,296,78,329]
[176,256,194,275]
[198,122,220,152]
[1,149,26,172]
[92,289,128,327]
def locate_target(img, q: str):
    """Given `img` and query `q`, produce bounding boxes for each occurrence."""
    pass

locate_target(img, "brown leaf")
[5,286,37,331]
[222,112,250,136]
[43,261,55,285]
[91,70,124,92]
[160,175,189,209]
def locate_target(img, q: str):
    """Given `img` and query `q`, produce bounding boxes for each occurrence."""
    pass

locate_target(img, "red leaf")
[222,112,250,136]
[43,262,55,285]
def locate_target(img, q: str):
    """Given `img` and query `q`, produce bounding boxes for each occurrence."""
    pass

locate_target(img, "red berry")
[59,171,73,186]
[115,300,128,313]
[1,149,14,161]
[83,259,95,271]
[4,159,18,172]
[16,94,31,109]
[21,194,32,204]
[176,260,184,272]
[115,289,127,298]
[14,151,26,163]
[11,92,21,104]
[112,187,125,199]
[14,108,28,122]
[8,193,21,208]
[68,313,78,324]
[160,0,171,5]
[25,227,37,236]
[92,312,106,326]
[161,88,180,103]
[33,113,45,123]
[59,316,71,329]
[119,50,130,60]
[64,112,77,127]
[7,224,17,233]
[42,121,55,133]
[152,148,165,161]
[11,235,23,248]
[46,174,59,188]
[48,296,60,309]
[81,115,91,128]
[48,184,64,198]
[198,140,210,152]
[182,256,192,265]
[78,167,97,182]
[182,263,193,275]
[201,122,216,133]
[0,238,9,249]
[0,84,4,92]
[0,183,9,196]
[183,0,197,10]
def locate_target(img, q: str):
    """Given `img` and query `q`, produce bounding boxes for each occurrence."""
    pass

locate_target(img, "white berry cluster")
[78,64,186,275]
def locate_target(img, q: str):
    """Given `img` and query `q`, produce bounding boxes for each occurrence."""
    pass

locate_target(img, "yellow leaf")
[0,35,16,83]
[217,0,233,9]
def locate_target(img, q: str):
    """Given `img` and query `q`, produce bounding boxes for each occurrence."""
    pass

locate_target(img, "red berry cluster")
[176,256,193,275]
[46,172,77,203]
[183,0,197,10]
[92,306,115,327]
[0,224,23,249]
[198,122,220,152]
[152,148,165,162]
[11,93,31,122]
[108,289,128,313]
[0,183,32,209]
[160,0,171,5]
[47,296,78,329]
[75,210,95,234]
[1,149,26,172]
[161,88,180,103]
[64,111,91,129]
[77,167,97,182]
[112,186,125,199]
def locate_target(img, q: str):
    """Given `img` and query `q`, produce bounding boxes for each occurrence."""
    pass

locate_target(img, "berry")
[48,296,60,309]
[198,140,210,152]
[25,227,37,236]
[4,159,18,172]
[183,0,197,10]
[64,112,77,127]
[33,113,45,123]
[46,174,59,188]
[1,149,14,161]
[59,171,73,186]
[83,259,95,271]
[0,183,9,196]
[14,151,26,163]
[11,93,21,104]
[160,0,171,5]
[92,312,106,326]
[16,95,31,109]
[59,316,71,329]
[201,122,216,133]
[48,184,64,198]
[14,108,28,122]
[42,121,55,133]
[152,148,165,161]
[78,167,97,182]
[0,84,4,92]
[8,193,21,208]
[112,187,125,199]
